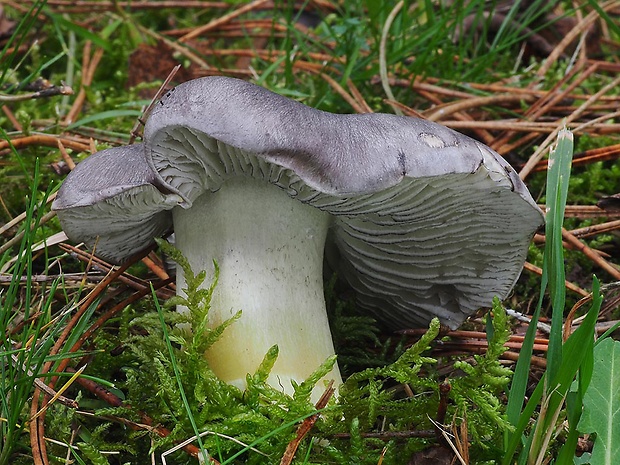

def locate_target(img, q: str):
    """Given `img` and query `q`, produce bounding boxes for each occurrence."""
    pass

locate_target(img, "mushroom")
[52,76,543,396]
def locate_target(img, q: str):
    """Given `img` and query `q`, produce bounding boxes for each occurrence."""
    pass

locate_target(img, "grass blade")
[503,128,574,463]
[153,287,210,465]
[545,128,573,383]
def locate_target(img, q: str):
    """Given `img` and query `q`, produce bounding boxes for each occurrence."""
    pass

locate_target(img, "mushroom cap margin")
[52,144,180,264]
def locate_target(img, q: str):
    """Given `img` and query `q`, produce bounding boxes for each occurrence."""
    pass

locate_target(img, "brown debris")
[127,42,194,97]
[279,381,335,465]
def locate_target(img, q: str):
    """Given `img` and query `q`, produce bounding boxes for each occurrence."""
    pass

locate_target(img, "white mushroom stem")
[173,177,342,397]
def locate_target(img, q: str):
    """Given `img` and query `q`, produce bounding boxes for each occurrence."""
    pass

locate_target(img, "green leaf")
[66,109,142,130]
[48,13,113,51]
[545,128,574,383]
[578,337,620,465]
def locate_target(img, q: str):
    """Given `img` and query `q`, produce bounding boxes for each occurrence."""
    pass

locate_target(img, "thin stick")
[523,261,589,297]
[0,135,91,153]
[347,79,373,114]
[0,85,73,101]
[129,64,181,144]
[178,0,270,43]
[57,139,76,170]
[379,1,404,116]
[279,381,335,465]
[536,1,619,78]
[0,192,57,236]
[0,210,58,256]
[1,105,21,130]
[319,73,365,113]
[569,219,620,238]
[64,45,105,124]
[383,99,426,118]
[137,24,211,69]
[10,354,78,408]
[426,94,536,121]
[519,74,620,180]
[561,228,620,280]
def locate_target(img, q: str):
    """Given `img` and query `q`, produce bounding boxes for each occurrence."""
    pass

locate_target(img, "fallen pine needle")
[279,381,335,465]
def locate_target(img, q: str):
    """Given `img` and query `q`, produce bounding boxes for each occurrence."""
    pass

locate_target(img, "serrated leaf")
[578,337,620,465]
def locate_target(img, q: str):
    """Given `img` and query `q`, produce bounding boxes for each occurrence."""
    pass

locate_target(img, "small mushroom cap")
[52,144,180,263]
[54,76,544,329]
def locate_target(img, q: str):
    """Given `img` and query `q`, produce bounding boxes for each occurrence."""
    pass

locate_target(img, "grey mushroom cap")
[54,76,544,329]
[52,144,180,263]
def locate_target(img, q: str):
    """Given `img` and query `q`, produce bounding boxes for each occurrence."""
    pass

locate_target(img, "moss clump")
[47,243,515,464]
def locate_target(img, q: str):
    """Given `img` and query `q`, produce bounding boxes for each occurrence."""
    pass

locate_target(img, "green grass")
[502,129,602,465]
[0,160,60,465]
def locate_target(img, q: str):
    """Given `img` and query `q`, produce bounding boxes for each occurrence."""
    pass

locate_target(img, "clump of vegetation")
[51,239,514,464]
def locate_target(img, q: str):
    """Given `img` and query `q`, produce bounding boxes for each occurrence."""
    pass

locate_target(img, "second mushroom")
[53,76,544,396]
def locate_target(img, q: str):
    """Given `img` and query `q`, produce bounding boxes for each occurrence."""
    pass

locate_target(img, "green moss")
[55,246,518,464]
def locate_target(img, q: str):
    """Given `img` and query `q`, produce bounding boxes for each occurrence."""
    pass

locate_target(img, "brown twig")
[21,0,229,10]
[0,84,73,101]
[0,192,57,237]
[565,219,620,238]
[65,41,105,124]
[0,134,91,154]
[536,1,619,78]
[0,210,58,256]
[561,228,620,280]
[520,74,620,180]
[437,120,620,135]
[1,105,21,131]
[563,292,595,341]
[58,243,174,299]
[318,73,367,114]
[425,94,536,122]
[347,79,373,114]
[382,99,426,118]
[57,139,76,170]
[562,205,620,219]
[128,64,181,144]
[492,60,595,155]
[31,274,174,464]
[136,25,211,69]
[523,261,589,297]
[141,253,173,284]
[179,0,270,43]
[279,381,335,465]
[528,143,620,173]
[10,354,78,409]
[532,234,610,258]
